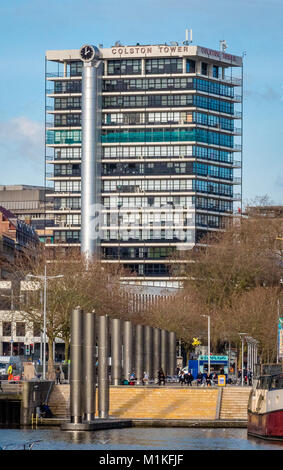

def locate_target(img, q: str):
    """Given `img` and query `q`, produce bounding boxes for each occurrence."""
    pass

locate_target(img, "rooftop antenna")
[114,40,122,47]
[170,41,178,46]
[183,28,193,45]
[219,40,228,52]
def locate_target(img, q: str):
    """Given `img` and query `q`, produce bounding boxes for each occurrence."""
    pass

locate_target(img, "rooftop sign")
[108,44,241,66]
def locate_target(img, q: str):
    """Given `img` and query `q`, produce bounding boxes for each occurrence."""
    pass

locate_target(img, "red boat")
[248,373,283,440]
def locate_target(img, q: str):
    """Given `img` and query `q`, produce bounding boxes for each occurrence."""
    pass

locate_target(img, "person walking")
[7,364,13,381]
[158,368,166,386]
[55,366,61,385]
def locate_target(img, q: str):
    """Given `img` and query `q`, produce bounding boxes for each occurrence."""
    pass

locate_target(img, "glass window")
[201,62,208,75]
[186,59,196,73]
[2,322,11,336]
[16,322,25,336]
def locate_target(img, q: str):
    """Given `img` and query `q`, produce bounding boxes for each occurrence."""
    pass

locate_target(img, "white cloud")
[0,116,44,164]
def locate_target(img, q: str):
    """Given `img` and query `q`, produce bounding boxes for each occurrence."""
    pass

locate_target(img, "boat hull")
[248,410,283,440]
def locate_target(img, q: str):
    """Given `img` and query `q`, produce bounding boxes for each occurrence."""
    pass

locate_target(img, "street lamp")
[239,333,248,386]
[201,315,211,375]
[27,265,63,380]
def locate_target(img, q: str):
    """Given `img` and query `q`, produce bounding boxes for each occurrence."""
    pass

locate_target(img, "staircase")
[48,385,251,421]
[219,387,251,420]
[48,384,70,418]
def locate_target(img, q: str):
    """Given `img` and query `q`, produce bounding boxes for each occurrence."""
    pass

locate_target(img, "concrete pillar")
[123,320,133,382]
[153,328,161,381]
[98,315,109,418]
[161,330,168,376]
[144,326,153,380]
[183,57,186,74]
[141,58,145,76]
[168,331,177,376]
[70,308,84,424]
[83,312,96,421]
[111,318,122,386]
[135,324,144,384]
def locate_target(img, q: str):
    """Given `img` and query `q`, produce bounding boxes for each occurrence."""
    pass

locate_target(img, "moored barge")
[248,373,283,440]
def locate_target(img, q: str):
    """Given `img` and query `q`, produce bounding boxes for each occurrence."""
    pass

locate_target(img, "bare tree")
[12,247,130,376]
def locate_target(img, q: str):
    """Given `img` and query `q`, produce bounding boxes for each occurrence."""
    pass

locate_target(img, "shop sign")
[199,355,228,361]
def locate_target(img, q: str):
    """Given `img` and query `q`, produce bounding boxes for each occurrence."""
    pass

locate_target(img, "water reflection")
[0,427,283,450]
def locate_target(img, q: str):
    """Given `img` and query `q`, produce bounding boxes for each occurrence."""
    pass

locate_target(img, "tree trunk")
[64,338,70,362]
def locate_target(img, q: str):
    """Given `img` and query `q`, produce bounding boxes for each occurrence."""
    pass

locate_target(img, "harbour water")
[0,427,283,450]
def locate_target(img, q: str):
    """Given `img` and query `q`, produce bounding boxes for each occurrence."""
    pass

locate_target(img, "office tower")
[45,41,242,287]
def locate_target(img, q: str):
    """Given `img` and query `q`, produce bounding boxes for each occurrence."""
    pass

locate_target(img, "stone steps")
[219,388,251,420]
[48,385,251,420]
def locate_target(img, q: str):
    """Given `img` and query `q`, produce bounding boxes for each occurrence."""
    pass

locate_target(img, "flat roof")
[46,44,242,67]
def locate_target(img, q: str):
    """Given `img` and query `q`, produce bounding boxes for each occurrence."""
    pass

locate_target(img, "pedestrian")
[7,364,13,381]
[212,372,218,385]
[247,369,253,386]
[158,368,165,386]
[206,372,213,387]
[196,372,203,386]
[186,372,194,386]
[179,370,185,385]
[55,366,61,385]
[142,371,149,386]
[129,370,136,385]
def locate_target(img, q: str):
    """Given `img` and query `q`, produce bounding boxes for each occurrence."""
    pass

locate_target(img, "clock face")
[80,45,95,61]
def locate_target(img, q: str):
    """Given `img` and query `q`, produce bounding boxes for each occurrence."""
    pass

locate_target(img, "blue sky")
[0,0,282,206]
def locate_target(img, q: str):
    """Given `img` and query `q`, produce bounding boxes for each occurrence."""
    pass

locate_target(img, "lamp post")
[201,315,211,375]
[239,333,247,386]
[27,265,63,380]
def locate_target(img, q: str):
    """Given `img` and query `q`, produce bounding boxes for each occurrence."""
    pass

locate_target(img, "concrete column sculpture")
[83,311,96,421]
[135,324,144,384]
[123,320,133,382]
[153,328,161,382]
[111,318,122,386]
[70,308,84,424]
[168,331,177,377]
[98,315,109,418]
[161,329,168,376]
[144,326,153,380]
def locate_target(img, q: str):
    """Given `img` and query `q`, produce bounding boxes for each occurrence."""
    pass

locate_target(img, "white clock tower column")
[80,45,102,261]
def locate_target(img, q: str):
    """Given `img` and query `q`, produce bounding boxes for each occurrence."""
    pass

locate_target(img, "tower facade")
[45,42,242,287]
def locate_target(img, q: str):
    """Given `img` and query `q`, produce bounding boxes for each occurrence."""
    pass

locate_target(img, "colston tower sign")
[109,44,241,65]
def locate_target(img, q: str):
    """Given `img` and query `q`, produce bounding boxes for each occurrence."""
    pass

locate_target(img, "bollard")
[153,328,161,382]
[144,326,153,381]
[83,311,96,421]
[111,318,122,386]
[70,307,84,424]
[168,331,177,377]
[123,320,133,383]
[135,324,144,384]
[98,315,109,418]
[161,329,168,376]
